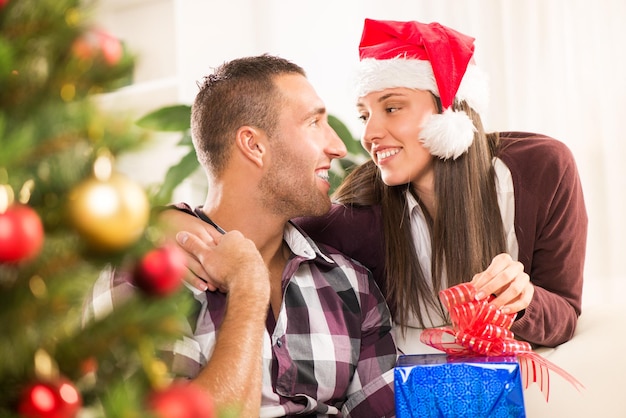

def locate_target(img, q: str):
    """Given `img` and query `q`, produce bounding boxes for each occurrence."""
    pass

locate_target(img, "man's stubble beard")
[259,148,331,219]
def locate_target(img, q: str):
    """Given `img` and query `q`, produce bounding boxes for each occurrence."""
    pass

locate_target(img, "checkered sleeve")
[81,265,205,380]
[341,266,397,417]
[81,264,136,325]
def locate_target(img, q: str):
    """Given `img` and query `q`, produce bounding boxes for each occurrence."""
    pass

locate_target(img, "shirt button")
[276,339,282,348]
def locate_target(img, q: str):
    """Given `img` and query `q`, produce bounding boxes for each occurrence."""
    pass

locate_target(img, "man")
[87,55,396,417]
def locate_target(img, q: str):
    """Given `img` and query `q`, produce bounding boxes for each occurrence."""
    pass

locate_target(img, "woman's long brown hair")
[332,99,507,330]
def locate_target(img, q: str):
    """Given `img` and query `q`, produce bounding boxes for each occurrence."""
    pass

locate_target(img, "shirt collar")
[405,189,424,216]
[284,221,335,264]
[193,205,331,262]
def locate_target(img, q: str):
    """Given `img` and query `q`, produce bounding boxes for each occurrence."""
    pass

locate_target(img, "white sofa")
[524,302,626,417]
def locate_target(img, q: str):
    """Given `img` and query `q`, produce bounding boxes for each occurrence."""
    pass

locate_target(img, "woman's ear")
[235,126,265,168]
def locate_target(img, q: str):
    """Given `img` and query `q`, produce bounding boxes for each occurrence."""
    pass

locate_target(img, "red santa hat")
[356,18,488,160]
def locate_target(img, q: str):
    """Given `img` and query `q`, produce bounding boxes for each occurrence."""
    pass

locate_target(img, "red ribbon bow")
[420,282,584,401]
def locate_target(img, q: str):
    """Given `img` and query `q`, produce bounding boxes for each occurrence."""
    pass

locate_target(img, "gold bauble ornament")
[68,153,149,252]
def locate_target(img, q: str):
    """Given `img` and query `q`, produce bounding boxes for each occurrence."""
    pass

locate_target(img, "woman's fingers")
[158,210,224,291]
[471,253,533,314]
[176,231,222,292]
[471,254,513,298]
[184,266,212,292]
[490,272,533,314]
[499,285,534,314]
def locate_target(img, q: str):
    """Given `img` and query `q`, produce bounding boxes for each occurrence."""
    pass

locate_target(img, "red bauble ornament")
[71,29,122,66]
[133,245,186,297]
[0,204,44,263]
[79,357,98,376]
[147,382,214,418]
[97,30,123,66]
[18,378,82,418]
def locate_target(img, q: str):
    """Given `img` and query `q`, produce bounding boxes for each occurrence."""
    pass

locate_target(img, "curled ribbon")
[420,282,584,401]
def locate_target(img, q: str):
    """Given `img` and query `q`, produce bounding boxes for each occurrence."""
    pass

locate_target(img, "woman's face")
[357,87,437,190]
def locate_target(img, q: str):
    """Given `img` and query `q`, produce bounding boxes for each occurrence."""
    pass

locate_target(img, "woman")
[295,18,587,353]
[166,18,587,354]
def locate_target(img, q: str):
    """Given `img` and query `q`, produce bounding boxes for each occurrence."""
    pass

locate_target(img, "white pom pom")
[419,109,476,160]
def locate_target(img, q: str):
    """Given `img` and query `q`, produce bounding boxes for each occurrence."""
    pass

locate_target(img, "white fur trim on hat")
[420,108,476,160]
[354,57,489,114]
[354,58,436,99]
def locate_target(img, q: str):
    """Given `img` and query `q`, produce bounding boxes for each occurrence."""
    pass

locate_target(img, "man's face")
[259,74,347,218]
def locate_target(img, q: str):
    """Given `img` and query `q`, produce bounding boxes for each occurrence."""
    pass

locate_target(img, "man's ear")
[235,126,266,168]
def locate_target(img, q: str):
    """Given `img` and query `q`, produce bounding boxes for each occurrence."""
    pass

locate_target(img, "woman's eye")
[386,106,398,113]
[358,114,368,123]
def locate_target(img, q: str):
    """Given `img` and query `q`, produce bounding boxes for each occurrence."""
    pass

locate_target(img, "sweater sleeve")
[500,133,587,347]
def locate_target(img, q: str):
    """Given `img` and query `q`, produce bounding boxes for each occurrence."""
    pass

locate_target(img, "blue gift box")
[395,354,526,418]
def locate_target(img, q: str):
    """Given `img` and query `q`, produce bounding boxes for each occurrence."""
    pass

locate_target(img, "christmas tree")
[0,0,216,416]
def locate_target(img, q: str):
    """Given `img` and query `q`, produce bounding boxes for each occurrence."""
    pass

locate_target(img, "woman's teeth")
[377,148,400,160]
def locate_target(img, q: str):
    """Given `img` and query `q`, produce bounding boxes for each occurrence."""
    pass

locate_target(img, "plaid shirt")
[84,215,396,417]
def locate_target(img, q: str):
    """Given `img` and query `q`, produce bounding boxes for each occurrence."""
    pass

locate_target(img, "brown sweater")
[294,132,587,347]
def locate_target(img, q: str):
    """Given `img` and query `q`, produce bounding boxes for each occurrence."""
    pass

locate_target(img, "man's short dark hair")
[191,54,306,175]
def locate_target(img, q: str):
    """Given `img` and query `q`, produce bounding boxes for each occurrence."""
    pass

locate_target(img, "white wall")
[94,0,626,299]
